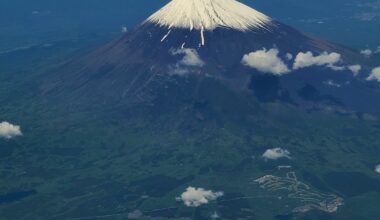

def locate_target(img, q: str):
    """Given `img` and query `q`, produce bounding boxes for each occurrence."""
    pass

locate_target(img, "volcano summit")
[146,0,272,45]
[44,0,380,116]
[147,0,271,31]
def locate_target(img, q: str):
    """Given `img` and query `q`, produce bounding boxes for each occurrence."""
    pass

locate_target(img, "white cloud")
[171,48,204,67]
[177,187,223,207]
[127,210,143,219]
[0,121,22,139]
[376,165,380,174]
[293,51,342,70]
[262,148,291,160]
[323,80,350,88]
[285,53,293,61]
[169,66,191,76]
[211,212,220,219]
[329,65,345,71]
[121,26,128,33]
[361,47,380,56]
[277,165,292,170]
[323,80,342,88]
[170,48,205,75]
[367,67,380,82]
[348,65,362,76]
[376,46,380,53]
[241,48,290,75]
[361,49,373,57]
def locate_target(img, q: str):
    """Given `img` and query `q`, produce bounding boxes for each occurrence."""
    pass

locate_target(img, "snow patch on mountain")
[146,0,272,31]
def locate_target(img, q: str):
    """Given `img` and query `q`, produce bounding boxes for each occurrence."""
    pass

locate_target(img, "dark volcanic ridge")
[41,0,380,117]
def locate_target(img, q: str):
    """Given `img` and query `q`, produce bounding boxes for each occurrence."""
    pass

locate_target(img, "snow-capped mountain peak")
[145,0,272,31]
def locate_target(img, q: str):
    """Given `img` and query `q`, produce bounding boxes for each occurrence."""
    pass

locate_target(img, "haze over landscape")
[1,0,380,219]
